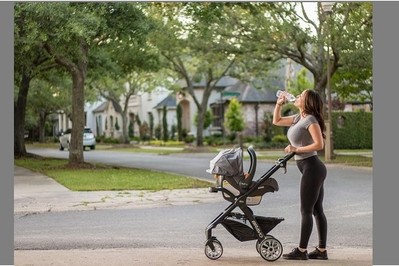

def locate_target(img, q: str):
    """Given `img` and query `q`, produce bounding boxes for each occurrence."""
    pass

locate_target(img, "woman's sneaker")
[308,247,328,260]
[283,247,308,260]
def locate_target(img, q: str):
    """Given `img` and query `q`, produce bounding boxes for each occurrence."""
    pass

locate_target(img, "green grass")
[111,147,182,155]
[256,153,372,168]
[322,154,372,167]
[15,158,212,191]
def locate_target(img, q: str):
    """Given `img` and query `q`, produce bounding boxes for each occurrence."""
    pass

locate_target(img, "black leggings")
[296,155,327,249]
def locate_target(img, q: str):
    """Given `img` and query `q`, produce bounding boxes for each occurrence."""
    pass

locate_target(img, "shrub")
[271,134,288,144]
[332,111,372,149]
[184,135,195,144]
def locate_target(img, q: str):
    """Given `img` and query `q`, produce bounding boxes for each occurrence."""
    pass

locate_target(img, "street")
[14,148,372,265]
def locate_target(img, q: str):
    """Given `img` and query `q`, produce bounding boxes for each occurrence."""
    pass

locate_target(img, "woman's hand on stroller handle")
[284,144,298,154]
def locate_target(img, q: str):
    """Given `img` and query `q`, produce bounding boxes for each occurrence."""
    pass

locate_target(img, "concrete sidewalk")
[14,166,372,266]
[14,166,221,215]
[15,247,372,266]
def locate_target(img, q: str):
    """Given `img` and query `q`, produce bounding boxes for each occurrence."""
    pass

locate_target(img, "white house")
[74,76,285,141]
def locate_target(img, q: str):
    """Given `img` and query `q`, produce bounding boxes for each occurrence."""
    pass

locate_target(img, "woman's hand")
[276,93,287,106]
[284,144,297,153]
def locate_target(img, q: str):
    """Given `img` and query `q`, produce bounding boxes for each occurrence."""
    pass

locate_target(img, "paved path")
[15,247,372,266]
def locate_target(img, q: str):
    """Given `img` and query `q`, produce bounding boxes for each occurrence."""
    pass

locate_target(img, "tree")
[162,106,168,142]
[147,3,283,146]
[135,113,142,140]
[330,3,373,104]
[15,2,155,165]
[220,2,372,103]
[176,103,183,141]
[262,112,274,142]
[14,3,59,156]
[148,112,154,140]
[128,120,135,139]
[288,68,313,96]
[194,109,214,130]
[26,73,72,142]
[224,97,244,145]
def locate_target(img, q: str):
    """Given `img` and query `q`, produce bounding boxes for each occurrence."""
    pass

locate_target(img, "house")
[55,101,105,136]
[153,93,177,130]
[125,87,174,139]
[53,76,288,141]
[176,76,285,138]
[53,59,294,140]
[86,87,175,140]
[343,101,373,112]
[91,100,123,139]
[217,81,280,136]
[176,76,241,136]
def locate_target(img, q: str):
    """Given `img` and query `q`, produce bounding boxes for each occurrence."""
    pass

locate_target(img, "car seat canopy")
[207,148,244,178]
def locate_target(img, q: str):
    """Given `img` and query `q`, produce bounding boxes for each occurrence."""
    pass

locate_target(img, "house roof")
[153,94,176,110]
[92,101,109,113]
[177,76,239,89]
[223,81,277,103]
[92,100,120,113]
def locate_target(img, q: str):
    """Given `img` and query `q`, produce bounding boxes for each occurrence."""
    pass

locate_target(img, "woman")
[273,89,328,260]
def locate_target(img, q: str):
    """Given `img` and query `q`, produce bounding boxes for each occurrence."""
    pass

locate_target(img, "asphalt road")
[16,148,372,252]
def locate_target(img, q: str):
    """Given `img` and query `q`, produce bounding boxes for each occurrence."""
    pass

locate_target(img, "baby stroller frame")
[204,146,295,262]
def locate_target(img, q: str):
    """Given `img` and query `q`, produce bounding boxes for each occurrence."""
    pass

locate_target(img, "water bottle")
[276,90,296,102]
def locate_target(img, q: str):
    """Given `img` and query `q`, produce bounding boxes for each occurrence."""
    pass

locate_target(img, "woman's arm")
[272,103,295,127]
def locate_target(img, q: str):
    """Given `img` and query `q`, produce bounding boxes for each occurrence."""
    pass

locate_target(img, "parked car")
[59,127,96,151]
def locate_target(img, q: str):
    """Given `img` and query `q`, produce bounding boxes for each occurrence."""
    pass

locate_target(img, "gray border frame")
[0,2,14,266]
[373,2,399,265]
[3,2,399,266]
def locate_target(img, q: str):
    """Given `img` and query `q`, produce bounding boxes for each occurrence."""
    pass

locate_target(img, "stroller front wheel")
[259,237,283,261]
[256,235,273,254]
[204,238,223,260]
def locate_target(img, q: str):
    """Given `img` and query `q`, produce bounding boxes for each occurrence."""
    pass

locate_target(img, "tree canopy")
[14,2,372,155]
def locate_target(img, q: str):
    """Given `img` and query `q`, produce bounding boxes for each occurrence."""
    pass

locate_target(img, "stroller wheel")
[204,238,223,260]
[256,235,273,254]
[259,237,283,261]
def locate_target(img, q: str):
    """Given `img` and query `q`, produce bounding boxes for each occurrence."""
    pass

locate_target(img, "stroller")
[204,146,294,262]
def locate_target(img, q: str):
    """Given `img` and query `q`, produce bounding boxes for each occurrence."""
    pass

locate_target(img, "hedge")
[332,111,372,149]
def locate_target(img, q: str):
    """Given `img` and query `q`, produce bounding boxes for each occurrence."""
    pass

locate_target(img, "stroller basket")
[221,216,284,242]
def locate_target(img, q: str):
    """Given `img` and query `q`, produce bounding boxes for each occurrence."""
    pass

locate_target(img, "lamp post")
[321,2,334,162]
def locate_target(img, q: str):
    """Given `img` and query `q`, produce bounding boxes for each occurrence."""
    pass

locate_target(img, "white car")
[59,127,96,151]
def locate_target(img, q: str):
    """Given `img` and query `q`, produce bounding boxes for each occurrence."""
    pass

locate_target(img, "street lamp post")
[322,2,334,162]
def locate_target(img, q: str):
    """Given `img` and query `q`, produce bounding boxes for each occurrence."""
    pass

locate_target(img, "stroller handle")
[283,152,296,161]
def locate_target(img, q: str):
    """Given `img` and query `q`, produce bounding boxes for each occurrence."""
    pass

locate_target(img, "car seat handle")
[245,146,257,181]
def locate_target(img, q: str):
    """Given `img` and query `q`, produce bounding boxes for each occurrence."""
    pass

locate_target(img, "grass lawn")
[26,142,372,168]
[256,153,372,168]
[15,158,212,191]
[23,143,371,192]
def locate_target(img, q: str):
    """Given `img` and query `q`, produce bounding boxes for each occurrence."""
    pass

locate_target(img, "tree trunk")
[122,110,129,144]
[314,75,326,102]
[38,110,47,143]
[195,84,213,147]
[122,96,131,144]
[196,106,205,147]
[68,68,85,165]
[14,73,31,157]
